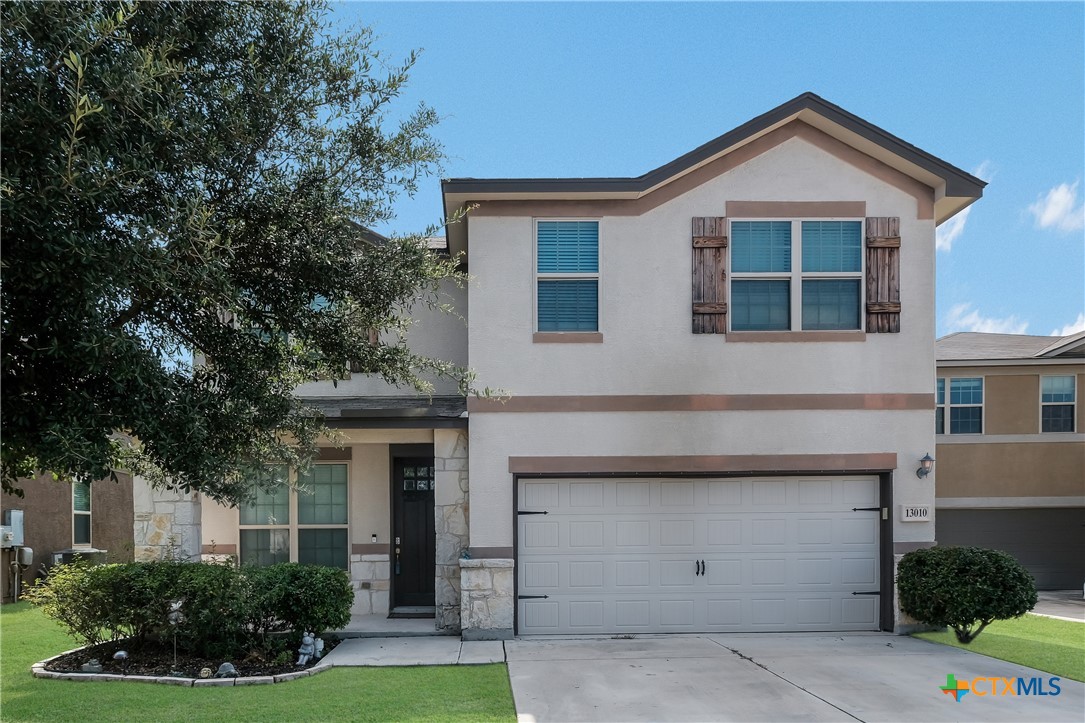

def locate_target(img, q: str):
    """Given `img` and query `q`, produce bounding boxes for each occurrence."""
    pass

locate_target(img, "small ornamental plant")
[897,545,1037,643]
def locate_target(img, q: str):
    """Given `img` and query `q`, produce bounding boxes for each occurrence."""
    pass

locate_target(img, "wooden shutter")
[865,217,901,333]
[692,217,728,334]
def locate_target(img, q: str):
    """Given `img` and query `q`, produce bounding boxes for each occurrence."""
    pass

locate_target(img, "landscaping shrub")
[897,545,1037,643]
[25,560,353,658]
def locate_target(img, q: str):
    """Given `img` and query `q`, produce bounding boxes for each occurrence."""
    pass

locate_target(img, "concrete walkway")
[321,636,505,666]
[1032,590,1085,622]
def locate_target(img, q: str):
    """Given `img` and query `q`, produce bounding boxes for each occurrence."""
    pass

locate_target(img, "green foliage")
[24,560,353,657]
[897,545,1038,644]
[1,0,470,504]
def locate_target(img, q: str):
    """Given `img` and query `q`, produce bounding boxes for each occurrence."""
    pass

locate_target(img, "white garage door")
[517,477,881,634]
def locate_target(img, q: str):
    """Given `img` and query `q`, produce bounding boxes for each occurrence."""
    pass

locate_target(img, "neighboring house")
[1,473,134,602]
[935,331,1085,589]
[200,91,984,636]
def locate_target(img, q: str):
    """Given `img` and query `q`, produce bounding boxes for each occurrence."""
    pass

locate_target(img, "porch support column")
[434,428,469,632]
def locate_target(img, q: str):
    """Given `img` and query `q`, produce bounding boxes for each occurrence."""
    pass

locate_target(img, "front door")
[392,457,435,608]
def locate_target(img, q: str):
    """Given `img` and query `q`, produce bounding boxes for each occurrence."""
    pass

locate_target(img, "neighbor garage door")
[517,477,881,634]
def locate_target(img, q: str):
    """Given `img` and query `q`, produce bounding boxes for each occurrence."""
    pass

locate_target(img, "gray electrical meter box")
[2,509,25,548]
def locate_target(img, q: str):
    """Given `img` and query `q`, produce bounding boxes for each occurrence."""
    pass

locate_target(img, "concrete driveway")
[506,633,1084,722]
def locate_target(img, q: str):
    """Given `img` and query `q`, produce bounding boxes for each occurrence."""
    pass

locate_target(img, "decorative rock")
[213,662,238,678]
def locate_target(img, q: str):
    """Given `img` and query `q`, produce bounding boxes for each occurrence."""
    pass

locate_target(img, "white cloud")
[1051,312,1085,336]
[936,207,970,251]
[935,162,993,252]
[1028,181,1085,233]
[945,303,1029,334]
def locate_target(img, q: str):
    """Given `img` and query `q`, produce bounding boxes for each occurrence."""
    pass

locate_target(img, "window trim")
[1040,374,1077,433]
[940,376,984,435]
[728,218,865,333]
[72,480,92,548]
[238,461,351,568]
[533,218,602,335]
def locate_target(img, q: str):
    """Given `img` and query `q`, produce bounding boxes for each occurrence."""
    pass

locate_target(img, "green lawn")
[914,613,1085,682]
[1,602,516,722]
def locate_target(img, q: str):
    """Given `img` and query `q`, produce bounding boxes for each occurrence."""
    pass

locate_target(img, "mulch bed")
[44,637,340,679]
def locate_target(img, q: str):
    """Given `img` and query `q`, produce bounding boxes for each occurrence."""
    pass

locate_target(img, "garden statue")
[81,659,102,673]
[296,631,316,666]
[199,667,212,679]
[214,662,238,678]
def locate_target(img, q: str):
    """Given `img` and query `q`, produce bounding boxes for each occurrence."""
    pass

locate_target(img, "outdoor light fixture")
[916,453,935,479]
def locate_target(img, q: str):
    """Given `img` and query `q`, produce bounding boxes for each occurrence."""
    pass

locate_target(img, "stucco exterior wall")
[935,442,1084,499]
[294,277,468,398]
[465,136,938,551]
[935,364,1084,501]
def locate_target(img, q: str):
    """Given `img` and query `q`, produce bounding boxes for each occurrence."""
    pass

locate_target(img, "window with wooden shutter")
[692,217,727,334]
[865,217,901,333]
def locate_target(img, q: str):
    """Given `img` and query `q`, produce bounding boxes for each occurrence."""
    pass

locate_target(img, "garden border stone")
[31,646,334,687]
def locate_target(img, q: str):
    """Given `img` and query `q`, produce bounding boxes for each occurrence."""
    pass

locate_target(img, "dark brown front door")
[392,457,435,607]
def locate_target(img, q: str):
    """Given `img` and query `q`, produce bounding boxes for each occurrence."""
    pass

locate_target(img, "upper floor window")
[239,463,349,569]
[1041,375,1076,433]
[940,377,983,434]
[536,220,599,332]
[72,481,91,546]
[730,220,862,331]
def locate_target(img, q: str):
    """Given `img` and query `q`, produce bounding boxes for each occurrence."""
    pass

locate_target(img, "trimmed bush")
[897,545,1037,643]
[24,560,353,657]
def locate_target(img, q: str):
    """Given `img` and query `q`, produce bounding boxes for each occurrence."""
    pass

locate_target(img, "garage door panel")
[518,477,880,633]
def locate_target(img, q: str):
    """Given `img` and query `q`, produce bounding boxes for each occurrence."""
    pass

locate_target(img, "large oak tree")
[1,0,468,505]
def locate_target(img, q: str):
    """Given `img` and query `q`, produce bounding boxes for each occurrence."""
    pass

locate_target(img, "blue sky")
[334,2,1085,339]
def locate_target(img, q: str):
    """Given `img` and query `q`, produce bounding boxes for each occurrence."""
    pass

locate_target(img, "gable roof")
[442,92,986,255]
[937,331,1085,362]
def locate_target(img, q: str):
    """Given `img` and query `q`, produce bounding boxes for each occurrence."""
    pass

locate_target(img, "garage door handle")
[695,560,701,576]
[852,591,880,596]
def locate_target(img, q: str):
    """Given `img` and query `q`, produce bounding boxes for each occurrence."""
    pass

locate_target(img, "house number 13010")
[900,505,930,522]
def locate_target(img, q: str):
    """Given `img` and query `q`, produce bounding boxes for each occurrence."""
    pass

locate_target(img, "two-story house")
[935,331,1085,590]
[199,92,985,637]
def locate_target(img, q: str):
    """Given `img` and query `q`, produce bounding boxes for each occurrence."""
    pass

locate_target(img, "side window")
[935,378,945,434]
[536,220,599,332]
[1041,376,1076,432]
[948,378,983,434]
[72,481,91,547]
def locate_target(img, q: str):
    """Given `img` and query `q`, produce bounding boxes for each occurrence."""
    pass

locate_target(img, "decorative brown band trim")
[351,543,391,555]
[201,544,236,555]
[894,541,936,554]
[725,331,866,343]
[726,201,866,218]
[315,447,352,461]
[469,393,932,414]
[468,547,515,559]
[532,332,604,344]
[509,452,898,475]
[468,122,934,221]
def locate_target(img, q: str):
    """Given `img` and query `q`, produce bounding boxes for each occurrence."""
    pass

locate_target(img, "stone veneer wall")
[350,553,391,615]
[132,477,202,562]
[460,558,513,640]
[434,429,469,632]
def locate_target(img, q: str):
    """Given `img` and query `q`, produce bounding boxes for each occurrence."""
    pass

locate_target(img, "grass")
[1,602,516,722]
[914,613,1085,682]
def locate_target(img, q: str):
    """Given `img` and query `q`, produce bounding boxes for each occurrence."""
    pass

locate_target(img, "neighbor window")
[946,377,983,434]
[239,463,349,569]
[935,378,945,434]
[536,220,599,332]
[72,481,91,546]
[730,220,862,331]
[1041,375,1076,433]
